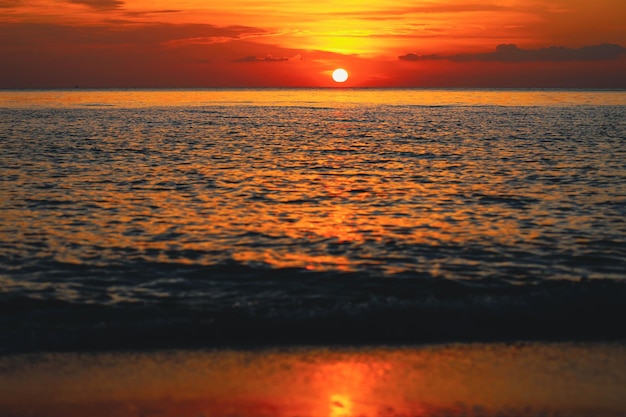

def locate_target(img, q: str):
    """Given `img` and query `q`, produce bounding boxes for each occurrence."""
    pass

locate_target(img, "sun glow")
[329,394,353,417]
[332,68,349,83]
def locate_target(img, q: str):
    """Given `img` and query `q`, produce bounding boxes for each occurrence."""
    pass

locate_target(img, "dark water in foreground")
[1,89,625,353]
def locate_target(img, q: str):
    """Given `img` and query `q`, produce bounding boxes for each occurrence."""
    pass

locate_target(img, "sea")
[1,88,625,354]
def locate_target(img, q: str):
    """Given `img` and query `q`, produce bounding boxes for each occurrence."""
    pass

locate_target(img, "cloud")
[318,3,510,21]
[405,3,509,13]
[0,22,269,47]
[0,0,22,7]
[399,44,626,63]
[234,55,289,63]
[67,0,123,10]
[125,9,183,17]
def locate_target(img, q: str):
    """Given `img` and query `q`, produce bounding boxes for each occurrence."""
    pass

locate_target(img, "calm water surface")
[1,89,625,352]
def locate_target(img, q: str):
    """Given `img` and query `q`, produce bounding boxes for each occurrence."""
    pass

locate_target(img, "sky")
[1,0,625,88]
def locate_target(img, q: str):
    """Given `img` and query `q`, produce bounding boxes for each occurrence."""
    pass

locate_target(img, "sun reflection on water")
[3,90,625,281]
[4,344,621,417]
[304,356,400,417]
[329,394,353,417]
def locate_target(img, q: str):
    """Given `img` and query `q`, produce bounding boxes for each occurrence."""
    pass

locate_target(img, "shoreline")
[1,341,625,417]
[3,277,625,355]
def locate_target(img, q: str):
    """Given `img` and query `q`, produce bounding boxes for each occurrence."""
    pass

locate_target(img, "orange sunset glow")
[2,345,625,417]
[1,0,625,88]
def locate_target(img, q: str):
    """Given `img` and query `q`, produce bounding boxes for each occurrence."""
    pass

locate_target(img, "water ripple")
[1,100,625,311]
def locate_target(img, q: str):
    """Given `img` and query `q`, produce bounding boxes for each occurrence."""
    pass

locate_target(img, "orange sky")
[1,0,625,87]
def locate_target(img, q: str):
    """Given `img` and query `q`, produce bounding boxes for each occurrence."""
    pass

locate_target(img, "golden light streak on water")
[1,343,625,417]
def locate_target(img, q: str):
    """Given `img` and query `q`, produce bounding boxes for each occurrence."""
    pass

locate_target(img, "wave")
[1,264,624,354]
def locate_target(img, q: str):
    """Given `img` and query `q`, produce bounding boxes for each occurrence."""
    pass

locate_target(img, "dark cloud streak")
[124,9,183,17]
[399,44,626,63]
[322,3,509,21]
[234,55,289,63]
[66,0,123,10]
[0,0,22,7]
[0,21,268,47]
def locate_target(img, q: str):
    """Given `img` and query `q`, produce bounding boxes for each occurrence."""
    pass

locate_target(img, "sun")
[332,68,349,83]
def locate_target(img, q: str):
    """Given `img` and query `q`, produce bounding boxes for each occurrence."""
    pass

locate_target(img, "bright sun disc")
[332,68,349,83]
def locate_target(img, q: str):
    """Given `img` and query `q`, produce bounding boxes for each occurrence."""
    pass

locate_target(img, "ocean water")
[1,89,625,353]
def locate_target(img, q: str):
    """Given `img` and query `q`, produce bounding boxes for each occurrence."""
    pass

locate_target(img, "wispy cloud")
[125,9,183,17]
[66,0,123,10]
[0,0,22,7]
[234,55,289,63]
[405,3,510,13]
[399,44,626,63]
[312,3,512,22]
[0,21,269,47]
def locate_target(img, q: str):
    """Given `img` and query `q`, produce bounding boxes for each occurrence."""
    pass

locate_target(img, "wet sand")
[1,342,625,417]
